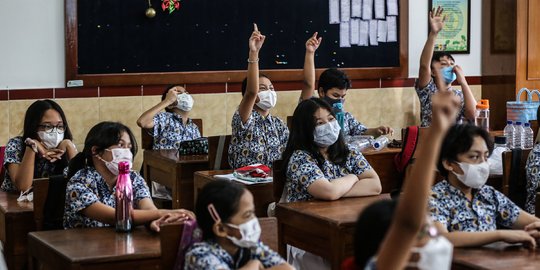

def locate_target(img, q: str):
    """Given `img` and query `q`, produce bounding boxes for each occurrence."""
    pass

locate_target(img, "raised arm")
[300,32,322,101]
[454,65,476,122]
[238,23,266,123]
[137,87,182,129]
[418,7,446,89]
[376,91,458,270]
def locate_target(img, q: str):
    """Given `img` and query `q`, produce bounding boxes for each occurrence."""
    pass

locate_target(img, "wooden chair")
[272,159,286,203]
[141,118,203,150]
[33,175,69,231]
[530,120,539,143]
[207,135,231,170]
[502,149,532,210]
[160,217,278,270]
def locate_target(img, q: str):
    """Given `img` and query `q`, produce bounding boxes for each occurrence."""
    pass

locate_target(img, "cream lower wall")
[0,86,481,169]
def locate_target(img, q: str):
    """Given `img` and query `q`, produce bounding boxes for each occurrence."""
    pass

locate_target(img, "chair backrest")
[502,149,532,209]
[141,118,203,150]
[207,135,232,170]
[0,146,5,187]
[272,159,286,203]
[33,175,69,231]
[160,217,278,270]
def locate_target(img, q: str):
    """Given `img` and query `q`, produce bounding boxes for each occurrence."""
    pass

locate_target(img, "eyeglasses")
[38,124,66,134]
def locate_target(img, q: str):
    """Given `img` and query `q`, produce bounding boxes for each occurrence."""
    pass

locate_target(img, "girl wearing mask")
[300,33,393,137]
[429,123,540,247]
[228,24,289,169]
[416,7,476,127]
[63,122,193,230]
[281,98,381,269]
[2,99,77,193]
[185,180,293,270]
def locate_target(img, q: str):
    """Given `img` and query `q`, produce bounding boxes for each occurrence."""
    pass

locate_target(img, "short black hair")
[318,68,352,94]
[195,180,246,240]
[241,74,270,96]
[354,199,398,268]
[431,52,455,68]
[437,124,494,177]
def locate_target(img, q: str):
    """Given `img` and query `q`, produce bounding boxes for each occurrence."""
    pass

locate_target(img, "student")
[184,180,293,270]
[300,33,393,137]
[2,99,77,193]
[416,6,476,127]
[281,98,381,269]
[228,24,289,169]
[137,85,201,150]
[350,74,459,270]
[526,133,540,215]
[63,121,193,231]
[429,123,540,247]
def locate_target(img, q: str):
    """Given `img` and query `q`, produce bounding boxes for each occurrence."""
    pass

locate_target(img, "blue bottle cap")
[507,120,513,124]
[524,123,530,127]
[516,121,522,125]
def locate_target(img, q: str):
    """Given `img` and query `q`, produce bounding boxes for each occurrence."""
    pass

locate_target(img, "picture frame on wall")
[428,0,471,54]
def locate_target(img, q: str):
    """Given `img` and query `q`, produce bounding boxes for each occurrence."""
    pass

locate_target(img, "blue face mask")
[322,96,344,112]
[441,66,457,84]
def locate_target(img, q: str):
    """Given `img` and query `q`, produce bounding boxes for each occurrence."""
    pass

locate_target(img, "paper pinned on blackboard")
[340,21,351,47]
[350,19,360,45]
[341,0,351,22]
[351,0,362,18]
[369,20,378,46]
[387,16,398,42]
[362,0,373,20]
[329,0,340,24]
[374,0,386,19]
[359,20,369,46]
[377,20,387,42]
[387,0,399,16]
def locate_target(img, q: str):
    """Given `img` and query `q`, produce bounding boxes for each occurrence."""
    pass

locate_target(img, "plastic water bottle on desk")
[524,122,534,149]
[115,161,133,232]
[475,99,490,131]
[371,136,389,151]
[503,120,514,149]
[514,122,524,149]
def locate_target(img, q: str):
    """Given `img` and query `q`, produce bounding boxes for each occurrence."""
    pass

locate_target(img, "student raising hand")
[429,6,446,34]
[305,32,322,53]
[249,23,265,53]
[302,32,322,100]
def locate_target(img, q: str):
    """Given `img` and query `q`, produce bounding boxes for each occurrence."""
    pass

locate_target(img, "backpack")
[393,126,420,194]
[173,219,203,270]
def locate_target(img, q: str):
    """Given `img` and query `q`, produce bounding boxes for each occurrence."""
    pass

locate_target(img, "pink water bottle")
[115,161,133,232]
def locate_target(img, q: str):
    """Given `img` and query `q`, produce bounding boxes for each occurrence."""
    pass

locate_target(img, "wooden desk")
[194,170,274,217]
[143,149,209,209]
[362,147,401,193]
[28,227,160,270]
[0,191,34,270]
[275,194,391,270]
[452,242,540,269]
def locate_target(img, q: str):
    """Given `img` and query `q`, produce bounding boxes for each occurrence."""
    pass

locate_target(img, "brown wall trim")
[0,76,483,101]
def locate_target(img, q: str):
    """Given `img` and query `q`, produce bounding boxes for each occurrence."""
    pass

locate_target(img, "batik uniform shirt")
[285,148,372,202]
[525,143,540,214]
[343,112,368,136]
[1,136,66,192]
[184,240,285,270]
[228,110,289,169]
[152,112,201,150]
[63,167,150,229]
[428,180,521,232]
[415,79,465,127]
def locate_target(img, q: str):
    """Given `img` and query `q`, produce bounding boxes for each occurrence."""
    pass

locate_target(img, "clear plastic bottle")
[514,122,524,149]
[524,122,534,149]
[371,136,389,151]
[503,120,514,149]
[115,161,133,232]
[475,99,490,131]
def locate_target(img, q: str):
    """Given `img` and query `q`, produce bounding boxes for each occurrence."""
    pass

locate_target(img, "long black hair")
[281,98,349,170]
[67,122,137,178]
[22,99,73,145]
[195,180,246,240]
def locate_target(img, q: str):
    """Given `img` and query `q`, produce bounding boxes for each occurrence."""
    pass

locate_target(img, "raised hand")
[249,23,266,53]
[306,32,322,53]
[429,6,446,34]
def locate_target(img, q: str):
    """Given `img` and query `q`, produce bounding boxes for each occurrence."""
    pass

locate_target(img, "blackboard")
[66,0,408,87]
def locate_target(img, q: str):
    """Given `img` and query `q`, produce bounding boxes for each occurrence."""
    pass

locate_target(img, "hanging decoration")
[162,0,181,14]
[145,0,156,18]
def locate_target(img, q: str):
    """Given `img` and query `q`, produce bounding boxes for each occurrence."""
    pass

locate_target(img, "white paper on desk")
[214,173,236,181]
[387,16,397,42]
[350,19,360,45]
[329,0,340,24]
[387,0,398,16]
[351,0,362,18]
[362,0,373,20]
[340,22,351,47]
[232,178,273,185]
[369,20,378,46]
[374,0,385,19]
[341,0,351,22]
[377,20,387,42]
[359,20,369,46]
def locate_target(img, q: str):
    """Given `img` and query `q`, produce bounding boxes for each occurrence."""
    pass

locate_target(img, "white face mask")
[256,90,277,111]
[313,120,341,147]
[452,161,490,189]
[176,93,194,112]
[37,131,64,149]
[98,148,133,176]
[226,218,261,248]
[409,236,453,270]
